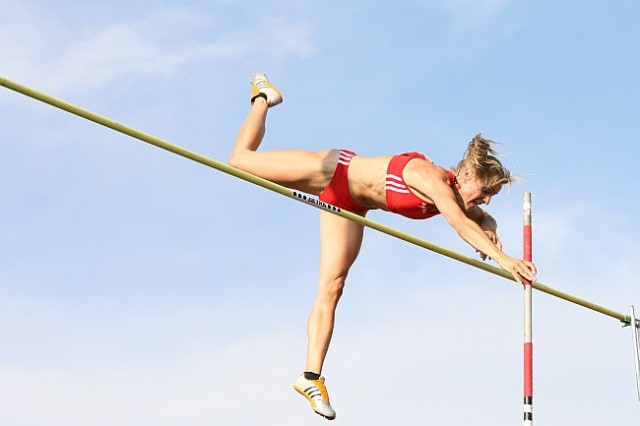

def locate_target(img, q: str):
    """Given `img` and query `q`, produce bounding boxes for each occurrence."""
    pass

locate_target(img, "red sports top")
[385,152,457,219]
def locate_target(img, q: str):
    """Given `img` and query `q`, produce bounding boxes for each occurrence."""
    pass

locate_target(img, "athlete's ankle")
[253,94,268,105]
[304,371,321,380]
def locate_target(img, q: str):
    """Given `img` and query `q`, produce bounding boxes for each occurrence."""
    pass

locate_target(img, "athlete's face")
[458,170,503,210]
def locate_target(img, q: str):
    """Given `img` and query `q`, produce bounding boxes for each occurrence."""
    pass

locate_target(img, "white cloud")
[0,4,315,92]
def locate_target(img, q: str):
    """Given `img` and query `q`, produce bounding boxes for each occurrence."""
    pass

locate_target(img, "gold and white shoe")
[293,374,336,420]
[249,73,283,107]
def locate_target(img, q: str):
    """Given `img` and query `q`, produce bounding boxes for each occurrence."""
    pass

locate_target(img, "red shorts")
[318,150,369,214]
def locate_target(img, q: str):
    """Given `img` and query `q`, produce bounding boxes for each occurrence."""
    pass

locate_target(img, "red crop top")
[385,152,456,219]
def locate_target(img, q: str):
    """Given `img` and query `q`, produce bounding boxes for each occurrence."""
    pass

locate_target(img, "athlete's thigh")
[318,211,365,280]
[242,149,340,194]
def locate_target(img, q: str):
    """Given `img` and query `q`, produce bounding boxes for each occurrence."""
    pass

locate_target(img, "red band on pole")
[523,225,532,265]
[524,342,533,396]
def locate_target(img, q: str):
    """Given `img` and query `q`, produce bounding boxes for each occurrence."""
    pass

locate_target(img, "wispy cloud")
[0,4,315,92]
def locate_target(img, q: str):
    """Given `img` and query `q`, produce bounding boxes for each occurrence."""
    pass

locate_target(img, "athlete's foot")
[293,374,336,420]
[249,73,283,107]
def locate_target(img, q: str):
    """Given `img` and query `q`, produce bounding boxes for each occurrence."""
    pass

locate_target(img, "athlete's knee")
[229,149,252,171]
[317,275,347,305]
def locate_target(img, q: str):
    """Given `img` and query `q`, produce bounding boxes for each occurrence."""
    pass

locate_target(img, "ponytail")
[454,134,515,187]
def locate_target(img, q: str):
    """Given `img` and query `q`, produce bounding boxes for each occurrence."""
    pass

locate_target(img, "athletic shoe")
[249,73,283,107]
[293,374,336,420]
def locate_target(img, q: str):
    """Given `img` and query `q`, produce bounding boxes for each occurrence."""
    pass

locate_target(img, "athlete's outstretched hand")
[498,256,537,284]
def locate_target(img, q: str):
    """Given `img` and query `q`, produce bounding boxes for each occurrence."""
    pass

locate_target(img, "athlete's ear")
[462,168,473,183]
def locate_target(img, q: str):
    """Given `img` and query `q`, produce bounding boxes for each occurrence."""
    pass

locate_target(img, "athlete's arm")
[412,167,536,283]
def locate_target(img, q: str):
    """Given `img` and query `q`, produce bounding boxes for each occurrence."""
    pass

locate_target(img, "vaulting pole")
[0,75,636,327]
[523,193,533,425]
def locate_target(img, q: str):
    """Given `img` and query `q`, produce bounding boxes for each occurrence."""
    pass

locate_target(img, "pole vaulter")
[1,76,639,401]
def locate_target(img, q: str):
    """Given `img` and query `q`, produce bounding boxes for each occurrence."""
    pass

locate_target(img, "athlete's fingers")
[475,249,490,261]
[485,231,503,252]
[518,263,536,281]
[512,269,523,284]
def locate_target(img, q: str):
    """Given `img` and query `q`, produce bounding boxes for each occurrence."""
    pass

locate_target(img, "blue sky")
[1,0,639,424]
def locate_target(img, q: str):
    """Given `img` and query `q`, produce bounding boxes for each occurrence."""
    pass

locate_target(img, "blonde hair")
[454,134,515,188]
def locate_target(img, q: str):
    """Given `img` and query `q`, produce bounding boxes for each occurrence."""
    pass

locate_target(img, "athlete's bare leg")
[229,98,338,194]
[305,211,364,374]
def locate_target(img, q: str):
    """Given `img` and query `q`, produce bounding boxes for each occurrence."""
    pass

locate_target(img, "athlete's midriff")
[318,150,456,218]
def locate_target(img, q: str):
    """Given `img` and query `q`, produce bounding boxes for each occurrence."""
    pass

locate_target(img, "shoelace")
[254,79,269,89]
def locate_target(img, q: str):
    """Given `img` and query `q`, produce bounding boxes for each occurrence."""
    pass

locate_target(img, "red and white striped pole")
[523,193,533,425]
